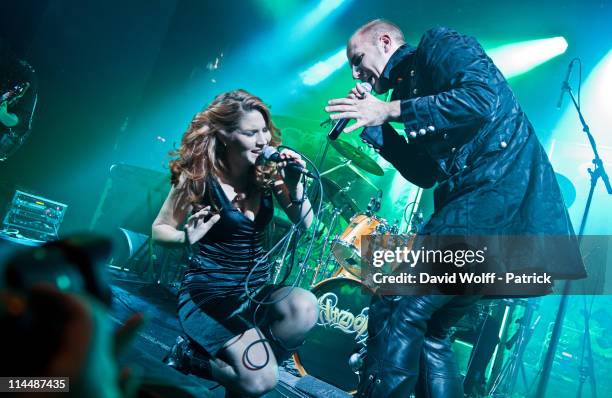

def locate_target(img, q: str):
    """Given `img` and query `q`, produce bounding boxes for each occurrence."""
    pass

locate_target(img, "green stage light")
[487,37,568,79]
[300,47,347,86]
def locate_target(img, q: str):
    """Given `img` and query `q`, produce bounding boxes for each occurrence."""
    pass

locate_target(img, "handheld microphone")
[328,82,372,140]
[556,60,574,109]
[261,146,316,179]
[367,190,383,214]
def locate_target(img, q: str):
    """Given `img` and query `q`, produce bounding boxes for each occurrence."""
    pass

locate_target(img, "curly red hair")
[169,89,281,207]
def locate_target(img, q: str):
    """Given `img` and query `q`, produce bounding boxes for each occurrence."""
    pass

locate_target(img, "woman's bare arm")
[152,178,192,244]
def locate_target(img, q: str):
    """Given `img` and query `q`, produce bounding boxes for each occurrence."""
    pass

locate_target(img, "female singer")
[152,89,317,397]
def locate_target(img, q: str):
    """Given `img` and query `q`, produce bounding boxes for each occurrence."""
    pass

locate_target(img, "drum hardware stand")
[349,346,367,373]
[311,208,341,286]
[574,296,598,398]
[316,136,333,171]
[320,159,379,192]
[309,139,339,285]
[404,187,423,234]
[272,225,298,284]
[489,298,540,397]
[293,261,308,286]
[409,211,424,234]
[320,236,340,278]
[365,190,383,217]
[536,60,611,398]
[310,235,338,287]
[390,219,400,234]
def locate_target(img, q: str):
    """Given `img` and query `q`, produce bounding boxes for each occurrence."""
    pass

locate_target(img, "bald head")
[350,19,405,46]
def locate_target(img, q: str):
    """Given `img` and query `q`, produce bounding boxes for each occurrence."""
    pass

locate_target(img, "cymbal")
[320,177,359,221]
[329,139,384,176]
[555,172,576,208]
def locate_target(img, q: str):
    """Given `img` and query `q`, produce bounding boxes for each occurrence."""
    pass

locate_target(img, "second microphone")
[259,146,316,179]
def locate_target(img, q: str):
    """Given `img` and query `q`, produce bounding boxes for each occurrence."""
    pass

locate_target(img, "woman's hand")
[270,149,313,228]
[278,148,307,190]
[184,205,221,245]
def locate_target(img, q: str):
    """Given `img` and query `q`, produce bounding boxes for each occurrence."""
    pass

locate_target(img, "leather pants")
[356,294,481,398]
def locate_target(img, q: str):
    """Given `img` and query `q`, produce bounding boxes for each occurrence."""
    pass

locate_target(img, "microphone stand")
[535,74,612,398]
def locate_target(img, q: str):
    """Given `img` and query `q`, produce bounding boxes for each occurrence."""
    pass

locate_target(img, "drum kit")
[269,138,407,392]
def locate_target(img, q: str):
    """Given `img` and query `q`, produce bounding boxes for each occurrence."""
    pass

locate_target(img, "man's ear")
[380,34,393,53]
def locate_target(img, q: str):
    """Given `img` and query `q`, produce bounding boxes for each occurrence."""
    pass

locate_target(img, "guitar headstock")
[2,82,30,105]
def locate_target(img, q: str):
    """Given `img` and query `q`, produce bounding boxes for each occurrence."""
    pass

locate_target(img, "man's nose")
[352,65,361,80]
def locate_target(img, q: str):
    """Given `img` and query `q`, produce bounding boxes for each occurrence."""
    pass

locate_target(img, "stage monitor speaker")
[109,227,149,269]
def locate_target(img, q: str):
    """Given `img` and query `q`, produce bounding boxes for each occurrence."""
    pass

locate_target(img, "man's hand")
[325,92,395,134]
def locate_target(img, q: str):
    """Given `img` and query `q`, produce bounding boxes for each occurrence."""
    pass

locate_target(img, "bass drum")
[294,277,373,392]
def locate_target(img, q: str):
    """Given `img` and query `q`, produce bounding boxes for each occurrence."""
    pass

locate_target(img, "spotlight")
[488,37,568,79]
[300,47,346,86]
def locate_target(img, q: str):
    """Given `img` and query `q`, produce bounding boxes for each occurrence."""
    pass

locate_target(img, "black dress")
[177,176,275,357]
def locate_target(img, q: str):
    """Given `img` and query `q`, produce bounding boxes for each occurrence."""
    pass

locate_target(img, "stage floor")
[109,269,351,398]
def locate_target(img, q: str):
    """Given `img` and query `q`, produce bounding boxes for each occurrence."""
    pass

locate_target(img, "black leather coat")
[361,27,585,279]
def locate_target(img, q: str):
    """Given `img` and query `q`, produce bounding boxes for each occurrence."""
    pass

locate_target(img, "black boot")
[356,296,420,398]
[164,335,213,379]
[163,336,188,372]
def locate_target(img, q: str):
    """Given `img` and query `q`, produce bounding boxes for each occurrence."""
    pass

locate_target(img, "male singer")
[325,19,586,397]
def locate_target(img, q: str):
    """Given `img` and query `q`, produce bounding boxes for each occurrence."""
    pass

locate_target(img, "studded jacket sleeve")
[361,123,438,188]
[399,27,499,134]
